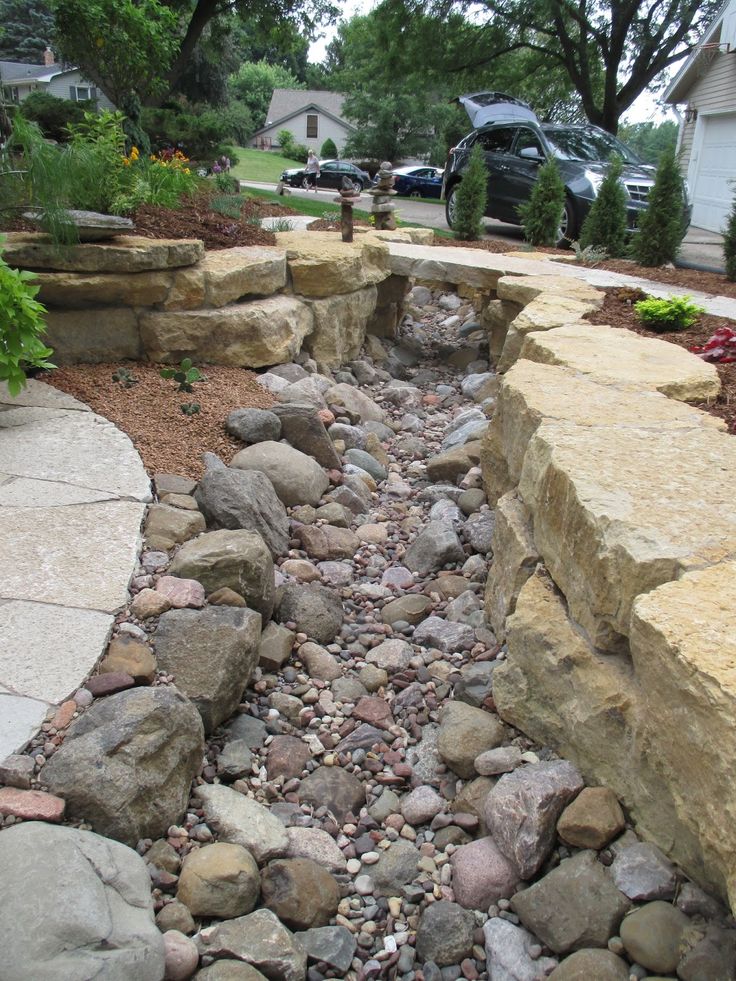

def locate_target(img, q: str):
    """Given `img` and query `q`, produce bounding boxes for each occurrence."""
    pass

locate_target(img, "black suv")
[443,97,691,244]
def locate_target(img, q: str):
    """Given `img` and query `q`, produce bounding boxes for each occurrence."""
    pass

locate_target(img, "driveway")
[240,180,726,272]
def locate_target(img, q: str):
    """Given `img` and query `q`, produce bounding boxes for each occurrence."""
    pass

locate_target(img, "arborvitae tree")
[320,138,337,158]
[632,147,687,266]
[724,192,736,282]
[579,154,628,256]
[452,143,487,241]
[518,157,566,246]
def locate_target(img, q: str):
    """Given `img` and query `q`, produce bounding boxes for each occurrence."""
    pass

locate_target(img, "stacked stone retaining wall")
[480,273,736,911]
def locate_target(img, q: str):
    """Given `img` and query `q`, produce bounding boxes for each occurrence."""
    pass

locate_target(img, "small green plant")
[724,189,736,282]
[452,144,487,241]
[111,366,138,388]
[578,155,628,257]
[213,172,239,194]
[571,241,609,266]
[160,357,203,393]
[180,402,201,415]
[518,158,566,246]
[631,147,687,266]
[321,210,341,222]
[320,138,338,159]
[634,295,705,332]
[0,241,55,396]
[271,217,296,232]
[210,194,243,219]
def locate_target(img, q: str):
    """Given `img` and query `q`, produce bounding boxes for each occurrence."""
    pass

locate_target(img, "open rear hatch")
[455,91,538,127]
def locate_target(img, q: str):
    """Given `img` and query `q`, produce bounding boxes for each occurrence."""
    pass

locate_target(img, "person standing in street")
[305,150,320,191]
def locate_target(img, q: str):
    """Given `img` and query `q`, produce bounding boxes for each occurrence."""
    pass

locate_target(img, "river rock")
[416,901,475,967]
[619,900,691,974]
[177,842,259,919]
[484,917,559,981]
[437,700,505,779]
[195,965,268,980]
[370,840,419,896]
[511,850,631,954]
[610,840,678,901]
[285,827,347,872]
[195,785,289,863]
[271,403,341,470]
[413,616,475,653]
[277,582,343,644]
[154,606,261,734]
[260,858,340,930]
[557,786,625,850]
[295,926,356,974]
[225,407,282,444]
[475,746,523,775]
[451,836,521,910]
[401,785,445,825]
[484,760,584,879]
[258,622,295,671]
[198,909,307,981]
[170,529,274,620]
[404,520,466,576]
[0,821,165,981]
[43,686,204,845]
[365,638,413,673]
[163,930,199,981]
[299,766,365,823]
[677,923,736,981]
[230,441,329,507]
[547,949,629,980]
[194,459,289,558]
[298,642,342,681]
[294,524,360,561]
[454,661,497,707]
[325,382,385,423]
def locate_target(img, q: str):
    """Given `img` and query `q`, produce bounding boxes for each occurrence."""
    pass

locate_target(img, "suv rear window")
[477,127,517,154]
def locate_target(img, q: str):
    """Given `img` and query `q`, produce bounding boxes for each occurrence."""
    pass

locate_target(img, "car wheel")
[351,180,363,192]
[556,198,577,247]
[300,176,310,190]
[445,183,460,229]
[409,189,422,199]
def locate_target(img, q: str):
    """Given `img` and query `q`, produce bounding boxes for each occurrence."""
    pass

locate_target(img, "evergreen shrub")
[579,155,627,257]
[631,147,687,266]
[452,143,487,241]
[518,157,565,246]
[724,190,736,282]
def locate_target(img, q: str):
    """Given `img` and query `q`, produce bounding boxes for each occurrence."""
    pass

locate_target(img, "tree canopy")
[229,60,304,129]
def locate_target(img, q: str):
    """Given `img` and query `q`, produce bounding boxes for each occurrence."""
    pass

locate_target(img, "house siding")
[47,70,116,110]
[250,111,352,154]
[677,51,736,176]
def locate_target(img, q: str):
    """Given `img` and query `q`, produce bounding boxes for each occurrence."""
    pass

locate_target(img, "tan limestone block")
[200,246,288,307]
[33,270,171,308]
[556,787,625,849]
[496,274,603,307]
[497,294,599,372]
[387,242,527,291]
[275,231,390,297]
[1,232,203,272]
[303,286,378,367]
[368,227,435,245]
[484,492,539,640]
[43,307,141,364]
[630,562,736,908]
[519,420,736,649]
[520,323,720,402]
[140,296,314,368]
[163,266,206,310]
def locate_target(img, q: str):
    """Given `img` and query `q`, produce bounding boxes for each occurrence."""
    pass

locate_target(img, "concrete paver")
[0,694,49,762]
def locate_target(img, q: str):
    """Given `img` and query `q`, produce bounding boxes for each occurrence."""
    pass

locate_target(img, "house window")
[306,114,318,139]
[70,85,92,101]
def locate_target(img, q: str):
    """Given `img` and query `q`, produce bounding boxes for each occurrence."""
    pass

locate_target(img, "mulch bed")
[585,287,736,432]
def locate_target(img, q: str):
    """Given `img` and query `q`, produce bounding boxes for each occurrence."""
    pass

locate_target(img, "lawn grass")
[227,147,303,183]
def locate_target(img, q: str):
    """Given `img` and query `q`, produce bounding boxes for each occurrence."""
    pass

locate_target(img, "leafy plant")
[278,129,296,158]
[579,155,628,257]
[0,240,55,396]
[180,401,201,415]
[320,138,337,158]
[571,240,609,266]
[271,217,296,232]
[210,194,243,219]
[213,172,239,193]
[691,326,736,363]
[111,366,138,388]
[518,157,566,247]
[634,295,705,332]
[724,191,736,282]
[452,143,487,241]
[631,147,687,266]
[160,357,203,393]
[111,147,197,214]
[19,91,87,142]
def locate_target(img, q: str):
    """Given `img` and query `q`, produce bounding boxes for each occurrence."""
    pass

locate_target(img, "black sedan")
[391,166,444,199]
[280,159,371,192]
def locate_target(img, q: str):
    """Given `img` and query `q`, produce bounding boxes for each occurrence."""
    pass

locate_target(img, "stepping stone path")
[2,283,736,981]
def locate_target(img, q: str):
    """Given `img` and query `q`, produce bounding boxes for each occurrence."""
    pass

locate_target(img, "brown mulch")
[585,287,736,432]
[46,363,276,479]
[431,235,736,300]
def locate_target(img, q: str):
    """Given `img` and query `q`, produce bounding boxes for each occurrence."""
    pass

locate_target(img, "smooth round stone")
[355,874,375,895]
[381,594,432,627]
[548,948,630,980]
[162,929,199,981]
[620,902,691,974]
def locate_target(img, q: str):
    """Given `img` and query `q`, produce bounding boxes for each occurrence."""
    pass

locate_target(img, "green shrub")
[579,155,628,257]
[278,129,296,157]
[111,147,197,214]
[452,143,487,241]
[141,104,232,162]
[724,191,736,282]
[518,158,566,247]
[320,138,338,158]
[634,294,705,332]
[291,143,310,164]
[19,91,87,142]
[631,147,687,266]
[0,239,55,396]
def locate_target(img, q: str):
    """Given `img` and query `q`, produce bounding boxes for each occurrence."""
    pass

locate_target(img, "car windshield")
[543,127,640,164]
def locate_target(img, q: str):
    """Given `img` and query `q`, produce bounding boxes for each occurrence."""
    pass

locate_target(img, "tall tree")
[229,60,304,128]
[421,0,722,133]
[0,0,55,63]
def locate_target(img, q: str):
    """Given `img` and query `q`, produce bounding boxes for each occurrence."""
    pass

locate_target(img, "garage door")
[691,113,736,232]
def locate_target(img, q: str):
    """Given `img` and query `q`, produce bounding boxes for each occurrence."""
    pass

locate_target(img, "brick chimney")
[43,47,55,67]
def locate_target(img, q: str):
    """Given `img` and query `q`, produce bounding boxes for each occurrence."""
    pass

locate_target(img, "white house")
[0,49,115,109]
[664,0,736,232]
[249,89,355,154]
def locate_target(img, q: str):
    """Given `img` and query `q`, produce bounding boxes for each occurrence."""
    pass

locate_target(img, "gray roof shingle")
[265,88,347,125]
[0,60,62,81]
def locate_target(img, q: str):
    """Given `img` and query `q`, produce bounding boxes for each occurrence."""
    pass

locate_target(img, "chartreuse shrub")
[518,157,565,247]
[453,143,487,241]
[724,190,736,282]
[579,155,628,257]
[0,239,55,396]
[634,294,705,332]
[632,147,687,266]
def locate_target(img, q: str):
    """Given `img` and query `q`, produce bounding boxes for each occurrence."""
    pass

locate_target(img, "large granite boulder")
[169,529,274,620]
[230,441,329,508]
[154,606,262,733]
[194,456,289,558]
[0,821,165,981]
[43,686,204,845]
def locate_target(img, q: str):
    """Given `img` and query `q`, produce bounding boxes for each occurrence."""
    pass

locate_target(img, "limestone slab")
[276,231,390,297]
[33,269,171,308]
[2,232,203,272]
[304,286,378,367]
[496,274,603,307]
[519,420,736,648]
[0,378,89,411]
[0,693,49,758]
[496,293,600,372]
[484,492,539,640]
[0,501,145,612]
[140,295,314,368]
[521,322,720,402]
[44,307,142,364]
[200,246,288,305]
[0,476,114,507]
[0,601,113,704]
[0,410,152,501]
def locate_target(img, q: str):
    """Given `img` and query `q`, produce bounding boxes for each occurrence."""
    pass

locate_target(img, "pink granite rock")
[0,787,66,822]
[131,587,172,619]
[450,836,520,910]
[156,576,205,609]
